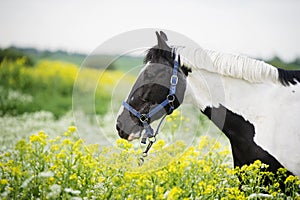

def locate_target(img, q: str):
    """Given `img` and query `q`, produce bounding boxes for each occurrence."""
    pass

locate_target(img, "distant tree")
[267,56,300,70]
[291,58,300,67]
[0,47,34,66]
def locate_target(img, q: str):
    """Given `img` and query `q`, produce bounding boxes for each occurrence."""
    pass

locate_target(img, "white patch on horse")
[181,48,300,176]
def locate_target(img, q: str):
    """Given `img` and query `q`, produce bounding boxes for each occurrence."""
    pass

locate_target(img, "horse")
[116,31,300,178]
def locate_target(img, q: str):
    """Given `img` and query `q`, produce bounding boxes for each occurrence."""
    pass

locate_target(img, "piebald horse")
[116,31,300,177]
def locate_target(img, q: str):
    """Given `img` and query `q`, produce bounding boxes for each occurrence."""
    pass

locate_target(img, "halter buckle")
[170,75,178,86]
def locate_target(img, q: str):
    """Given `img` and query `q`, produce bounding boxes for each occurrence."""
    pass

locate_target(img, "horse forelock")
[144,45,173,65]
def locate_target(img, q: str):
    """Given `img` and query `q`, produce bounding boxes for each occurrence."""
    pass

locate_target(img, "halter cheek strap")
[122,51,180,144]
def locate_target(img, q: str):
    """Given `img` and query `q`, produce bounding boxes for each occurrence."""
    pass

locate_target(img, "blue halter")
[122,51,180,144]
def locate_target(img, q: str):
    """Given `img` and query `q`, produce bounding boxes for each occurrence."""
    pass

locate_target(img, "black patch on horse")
[277,68,300,86]
[202,105,293,174]
[203,105,294,191]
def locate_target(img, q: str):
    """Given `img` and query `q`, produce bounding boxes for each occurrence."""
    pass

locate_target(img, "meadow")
[0,55,299,199]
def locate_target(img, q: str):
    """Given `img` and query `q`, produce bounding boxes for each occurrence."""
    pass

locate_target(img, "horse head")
[116,31,191,141]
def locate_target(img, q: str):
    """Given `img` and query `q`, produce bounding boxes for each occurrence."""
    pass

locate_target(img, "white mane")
[180,48,279,84]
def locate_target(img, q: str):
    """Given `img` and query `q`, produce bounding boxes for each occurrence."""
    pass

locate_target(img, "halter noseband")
[122,50,180,145]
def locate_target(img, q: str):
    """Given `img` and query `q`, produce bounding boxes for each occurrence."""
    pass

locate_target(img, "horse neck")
[186,67,281,123]
[187,66,278,117]
[179,47,280,121]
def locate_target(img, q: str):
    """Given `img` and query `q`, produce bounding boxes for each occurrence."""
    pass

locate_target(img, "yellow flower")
[166,117,173,123]
[211,141,221,150]
[152,139,165,150]
[50,144,59,152]
[171,109,180,117]
[38,131,47,139]
[203,166,211,173]
[146,195,153,200]
[274,182,280,188]
[98,177,105,183]
[203,185,216,195]
[73,139,84,151]
[63,132,69,136]
[225,168,235,176]
[284,175,300,185]
[11,166,21,176]
[253,160,262,167]
[198,136,209,150]
[219,147,230,157]
[271,192,278,197]
[0,179,9,185]
[50,165,58,171]
[57,150,67,159]
[29,132,47,145]
[68,126,77,133]
[69,173,78,180]
[63,139,73,145]
[47,177,55,185]
[167,187,182,200]
[116,138,133,150]
[29,135,40,143]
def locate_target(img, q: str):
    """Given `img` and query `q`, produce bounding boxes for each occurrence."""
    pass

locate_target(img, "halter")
[122,50,180,163]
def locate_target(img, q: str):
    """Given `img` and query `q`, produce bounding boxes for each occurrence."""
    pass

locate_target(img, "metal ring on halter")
[148,136,156,143]
[167,94,176,103]
[142,152,148,157]
[139,114,149,123]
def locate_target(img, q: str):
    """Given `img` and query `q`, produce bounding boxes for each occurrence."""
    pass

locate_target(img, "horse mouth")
[128,131,142,141]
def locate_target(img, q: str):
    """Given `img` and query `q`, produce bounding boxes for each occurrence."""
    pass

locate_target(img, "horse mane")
[277,68,300,86]
[145,46,300,86]
[203,50,280,84]
[180,48,300,86]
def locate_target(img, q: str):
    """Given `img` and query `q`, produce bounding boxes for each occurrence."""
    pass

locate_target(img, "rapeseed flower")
[0,128,299,199]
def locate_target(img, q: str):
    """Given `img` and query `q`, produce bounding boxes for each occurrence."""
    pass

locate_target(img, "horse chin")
[128,132,141,141]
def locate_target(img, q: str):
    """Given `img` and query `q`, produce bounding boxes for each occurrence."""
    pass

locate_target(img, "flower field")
[0,58,134,117]
[0,127,299,199]
[0,57,299,199]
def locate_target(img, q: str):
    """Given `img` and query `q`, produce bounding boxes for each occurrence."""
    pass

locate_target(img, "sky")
[0,0,299,61]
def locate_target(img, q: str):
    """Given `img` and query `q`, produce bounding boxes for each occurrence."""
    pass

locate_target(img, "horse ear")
[155,31,170,50]
[160,31,168,41]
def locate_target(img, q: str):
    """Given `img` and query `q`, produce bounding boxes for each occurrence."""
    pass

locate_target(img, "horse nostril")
[116,122,129,140]
[118,129,128,140]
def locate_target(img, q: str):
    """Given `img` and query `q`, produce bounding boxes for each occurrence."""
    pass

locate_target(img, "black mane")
[277,68,300,86]
[144,46,192,76]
